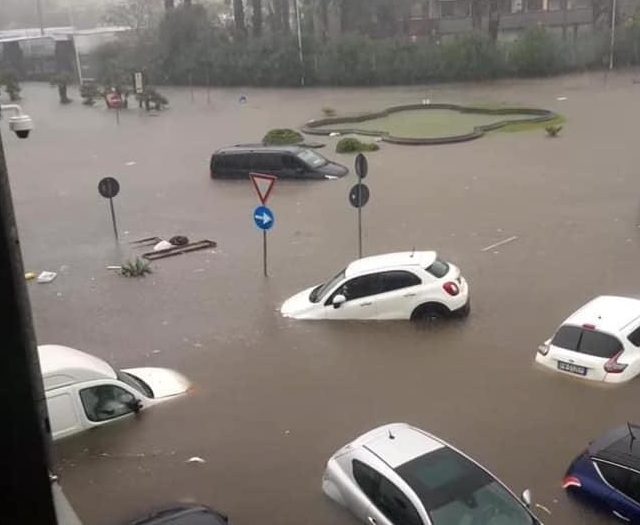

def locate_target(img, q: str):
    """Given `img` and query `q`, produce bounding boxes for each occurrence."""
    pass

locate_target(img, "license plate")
[558,361,587,376]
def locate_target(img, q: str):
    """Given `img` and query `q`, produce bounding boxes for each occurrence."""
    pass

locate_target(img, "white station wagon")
[536,296,640,383]
[280,251,470,321]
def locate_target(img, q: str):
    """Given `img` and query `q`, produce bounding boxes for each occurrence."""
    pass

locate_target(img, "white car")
[280,251,470,321]
[322,423,541,525]
[40,344,191,440]
[535,296,640,383]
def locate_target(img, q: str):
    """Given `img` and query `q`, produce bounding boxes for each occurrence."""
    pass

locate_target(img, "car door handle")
[361,302,373,307]
[367,517,377,525]
[613,510,630,522]
[403,293,416,297]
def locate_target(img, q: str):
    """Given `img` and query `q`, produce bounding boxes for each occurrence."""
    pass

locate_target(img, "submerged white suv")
[535,296,640,383]
[280,251,470,321]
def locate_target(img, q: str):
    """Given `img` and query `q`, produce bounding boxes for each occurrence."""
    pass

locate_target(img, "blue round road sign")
[253,205,275,230]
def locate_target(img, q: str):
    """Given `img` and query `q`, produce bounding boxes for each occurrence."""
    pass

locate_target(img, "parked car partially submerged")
[40,344,191,441]
[323,423,541,525]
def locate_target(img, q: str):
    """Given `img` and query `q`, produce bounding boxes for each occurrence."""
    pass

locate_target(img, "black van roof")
[215,144,307,155]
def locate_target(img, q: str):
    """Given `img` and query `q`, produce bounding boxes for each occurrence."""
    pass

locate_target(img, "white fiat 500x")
[536,296,640,383]
[280,251,469,321]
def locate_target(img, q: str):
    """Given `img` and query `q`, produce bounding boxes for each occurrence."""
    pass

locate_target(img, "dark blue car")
[564,424,640,522]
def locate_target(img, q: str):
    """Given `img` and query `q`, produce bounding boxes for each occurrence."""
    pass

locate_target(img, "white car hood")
[281,286,319,319]
[123,367,191,399]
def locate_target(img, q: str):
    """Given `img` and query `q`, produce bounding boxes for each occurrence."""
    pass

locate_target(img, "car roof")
[564,296,640,333]
[129,504,227,525]
[590,424,640,471]
[38,344,116,390]
[353,423,445,469]
[216,145,306,155]
[345,251,437,278]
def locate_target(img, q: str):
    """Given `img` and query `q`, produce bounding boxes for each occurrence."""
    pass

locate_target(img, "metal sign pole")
[357,175,363,259]
[109,197,119,241]
[263,230,268,277]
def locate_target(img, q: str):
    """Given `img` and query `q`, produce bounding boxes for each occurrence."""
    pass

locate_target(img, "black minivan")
[210,145,349,180]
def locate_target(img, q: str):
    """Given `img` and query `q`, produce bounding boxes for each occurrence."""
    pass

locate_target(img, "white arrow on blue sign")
[254,205,275,230]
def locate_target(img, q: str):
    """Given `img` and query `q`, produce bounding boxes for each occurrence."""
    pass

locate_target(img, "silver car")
[322,423,541,525]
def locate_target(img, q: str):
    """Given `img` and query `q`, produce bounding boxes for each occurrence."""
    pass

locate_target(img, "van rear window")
[552,325,621,358]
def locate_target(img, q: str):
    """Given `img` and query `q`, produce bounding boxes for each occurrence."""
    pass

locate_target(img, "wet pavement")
[6,72,640,524]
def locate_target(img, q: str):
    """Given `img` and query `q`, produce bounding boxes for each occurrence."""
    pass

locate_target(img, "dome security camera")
[9,114,34,139]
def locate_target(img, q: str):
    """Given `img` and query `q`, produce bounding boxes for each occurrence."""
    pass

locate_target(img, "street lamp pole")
[36,0,45,36]
[295,0,305,87]
[0,124,57,522]
[609,0,617,70]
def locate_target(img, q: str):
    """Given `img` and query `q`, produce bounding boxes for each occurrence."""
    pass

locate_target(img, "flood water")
[6,72,640,524]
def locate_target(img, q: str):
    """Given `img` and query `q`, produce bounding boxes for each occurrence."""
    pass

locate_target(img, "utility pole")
[295,0,305,87]
[0,118,57,523]
[36,0,45,35]
[609,0,617,70]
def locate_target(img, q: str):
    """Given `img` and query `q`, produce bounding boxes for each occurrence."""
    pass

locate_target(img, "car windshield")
[396,448,536,525]
[117,370,154,398]
[309,269,346,303]
[297,149,327,168]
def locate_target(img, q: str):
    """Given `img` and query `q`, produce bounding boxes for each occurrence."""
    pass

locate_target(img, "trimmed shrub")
[336,137,380,153]
[120,258,152,277]
[545,124,562,137]
[263,128,304,145]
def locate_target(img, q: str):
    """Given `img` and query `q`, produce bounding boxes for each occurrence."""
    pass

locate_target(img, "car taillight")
[443,282,459,296]
[604,350,628,373]
[538,342,550,356]
[562,475,582,489]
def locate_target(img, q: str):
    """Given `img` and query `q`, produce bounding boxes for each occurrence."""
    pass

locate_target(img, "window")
[378,477,423,525]
[80,385,137,422]
[598,462,640,503]
[253,153,283,171]
[628,326,640,347]
[551,325,581,351]
[526,0,543,10]
[353,460,422,525]
[297,149,327,168]
[578,330,622,358]
[353,460,382,502]
[330,274,382,303]
[440,1,456,17]
[117,370,154,398]
[396,448,535,525]
[379,271,422,294]
[426,259,449,279]
[282,155,303,169]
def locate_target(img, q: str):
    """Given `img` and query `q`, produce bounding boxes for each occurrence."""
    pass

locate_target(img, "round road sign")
[349,183,370,208]
[98,177,120,199]
[355,153,368,179]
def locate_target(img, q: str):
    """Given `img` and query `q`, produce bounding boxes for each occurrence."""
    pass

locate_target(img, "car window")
[378,476,423,525]
[597,461,635,500]
[253,153,283,170]
[578,330,622,358]
[282,155,303,169]
[353,460,381,502]
[396,448,535,525]
[310,269,345,303]
[79,385,136,422]
[330,274,382,303]
[297,149,327,168]
[425,259,449,278]
[551,325,581,350]
[628,326,640,347]
[379,271,422,294]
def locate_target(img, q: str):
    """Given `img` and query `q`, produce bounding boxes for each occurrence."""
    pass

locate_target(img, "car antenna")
[410,247,415,258]
[628,422,637,449]
[388,429,395,440]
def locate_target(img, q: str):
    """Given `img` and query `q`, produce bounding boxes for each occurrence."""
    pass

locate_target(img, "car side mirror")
[333,294,346,309]
[521,489,532,508]
[127,398,143,413]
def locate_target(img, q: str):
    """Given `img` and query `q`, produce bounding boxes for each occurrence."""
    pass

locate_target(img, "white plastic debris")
[37,271,57,283]
[556,96,567,101]
[329,132,341,137]
[125,161,136,166]
[107,265,122,270]
[153,240,174,251]
[324,175,339,180]
[186,456,206,464]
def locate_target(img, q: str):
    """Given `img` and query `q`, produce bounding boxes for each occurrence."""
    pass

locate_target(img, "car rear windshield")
[551,325,622,358]
[426,259,449,278]
[297,149,327,168]
[396,447,535,525]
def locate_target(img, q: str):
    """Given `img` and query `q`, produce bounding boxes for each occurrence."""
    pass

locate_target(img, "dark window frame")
[79,384,136,423]
[325,273,383,306]
[378,270,422,294]
[595,460,640,503]
[628,325,640,347]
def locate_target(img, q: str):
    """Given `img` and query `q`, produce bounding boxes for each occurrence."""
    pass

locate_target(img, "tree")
[233,0,247,37]
[251,0,263,36]
[50,73,73,104]
[102,0,158,32]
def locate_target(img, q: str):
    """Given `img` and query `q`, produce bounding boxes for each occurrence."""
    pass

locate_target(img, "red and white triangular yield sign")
[250,172,277,205]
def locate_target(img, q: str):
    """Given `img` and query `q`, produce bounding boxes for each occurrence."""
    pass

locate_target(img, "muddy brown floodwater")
[6,72,640,524]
